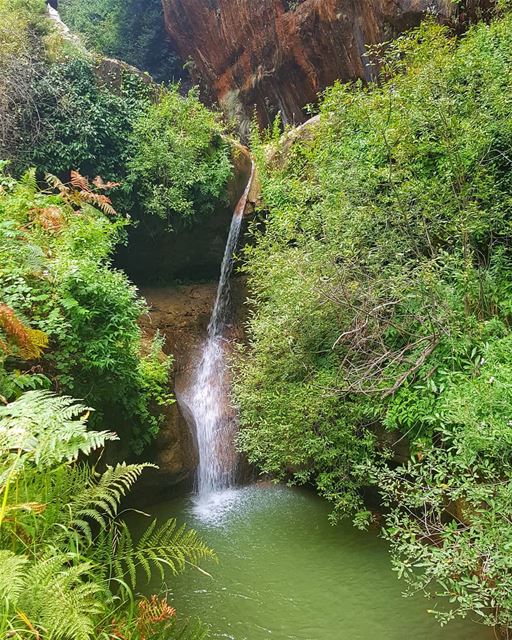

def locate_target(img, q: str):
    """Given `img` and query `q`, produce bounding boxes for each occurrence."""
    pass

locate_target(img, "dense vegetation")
[58,0,183,83]
[0,0,232,449]
[6,0,512,636]
[236,8,512,632]
[0,0,232,227]
[128,86,232,224]
[0,390,213,639]
[0,1,233,636]
[0,168,172,452]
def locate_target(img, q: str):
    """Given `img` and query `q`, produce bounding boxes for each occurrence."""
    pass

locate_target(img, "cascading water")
[187,162,255,502]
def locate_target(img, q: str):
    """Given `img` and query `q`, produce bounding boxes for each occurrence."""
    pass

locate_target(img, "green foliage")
[0,390,116,467]
[236,11,512,629]
[0,0,231,233]
[0,390,214,639]
[58,0,183,83]
[0,0,136,177]
[0,170,172,452]
[129,87,233,225]
[0,0,233,448]
[26,56,152,180]
[0,0,52,162]
[366,333,512,630]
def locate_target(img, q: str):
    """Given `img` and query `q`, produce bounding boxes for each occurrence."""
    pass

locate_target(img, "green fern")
[16,167,38,198]
[17,554,107,640]
[0,550,28,605]
[108,519,217,590]
[149,616,210,640]
[0,390,118,468]
[171,619,210,640]
[68,463,155,540]
[0,391,214,638]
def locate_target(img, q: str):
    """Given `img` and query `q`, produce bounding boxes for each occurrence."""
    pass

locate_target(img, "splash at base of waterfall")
[191,487,244,525]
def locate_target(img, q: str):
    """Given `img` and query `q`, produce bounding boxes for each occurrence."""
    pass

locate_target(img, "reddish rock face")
[161,0,488,130]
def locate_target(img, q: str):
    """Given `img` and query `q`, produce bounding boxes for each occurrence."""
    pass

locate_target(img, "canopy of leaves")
[0,0,232,231]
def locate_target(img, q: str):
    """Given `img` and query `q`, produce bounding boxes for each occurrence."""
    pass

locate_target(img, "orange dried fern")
[0,304,48,360]
[108,596,177,640]
[70,169,90,191]
[136,596,176,640]
[45,170,120,217]
[78,190,117,216]
[31,206,65,232]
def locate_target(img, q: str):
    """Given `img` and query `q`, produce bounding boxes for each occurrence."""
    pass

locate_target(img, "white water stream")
[187,163,255,507]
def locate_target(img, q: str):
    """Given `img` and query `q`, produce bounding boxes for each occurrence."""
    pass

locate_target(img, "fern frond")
[172,617,210,640]
[32,205,66,232]
[109,518,216,589]
[18,554,107,640]
[15,242,45,273]
[0,390,118,468]
[0,303,47,359]
[0,550,28,606]
[92,176,121,190]
[78,190,117,216]
[45,172,69,195]
[70,170,90,191]
[69,463,155,535]
[17,168,37,196]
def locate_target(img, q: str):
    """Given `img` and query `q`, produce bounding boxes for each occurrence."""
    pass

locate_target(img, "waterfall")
[188,162,255,498]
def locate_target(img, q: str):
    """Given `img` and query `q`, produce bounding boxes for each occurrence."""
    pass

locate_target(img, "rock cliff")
[161,0,492,130]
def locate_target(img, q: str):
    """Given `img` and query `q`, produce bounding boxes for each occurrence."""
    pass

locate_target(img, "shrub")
[58,0,183,82]
[128,86,233,226]
[0,169,172,452]
[236,11,512,628]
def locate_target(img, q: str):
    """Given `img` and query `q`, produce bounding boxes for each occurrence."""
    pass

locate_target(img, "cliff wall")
[161,0,491,129]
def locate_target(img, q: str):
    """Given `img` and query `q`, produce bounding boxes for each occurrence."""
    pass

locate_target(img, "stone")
[161,0,493,130]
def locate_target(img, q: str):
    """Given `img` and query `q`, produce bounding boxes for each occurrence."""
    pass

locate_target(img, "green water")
[143,484,491,640]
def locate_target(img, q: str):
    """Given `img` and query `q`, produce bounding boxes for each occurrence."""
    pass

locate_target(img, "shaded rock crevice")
[116,144,255,284]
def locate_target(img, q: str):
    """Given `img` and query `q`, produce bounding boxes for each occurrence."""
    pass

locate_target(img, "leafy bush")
[128,87,233,226]
[1,0,231,232]
[0,0,234,447]
[0,390,213,639]
[0,0,152,180]
[0,169,172,452]
[58,0,183,82]
[26,56,152,180]
[236,10,512,629]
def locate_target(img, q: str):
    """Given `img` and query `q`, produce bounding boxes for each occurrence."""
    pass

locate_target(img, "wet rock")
[131,399,199,501]
[134,280,248,499]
